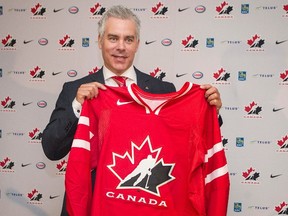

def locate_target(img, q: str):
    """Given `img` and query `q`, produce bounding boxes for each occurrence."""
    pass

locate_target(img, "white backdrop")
[1,1,288,215]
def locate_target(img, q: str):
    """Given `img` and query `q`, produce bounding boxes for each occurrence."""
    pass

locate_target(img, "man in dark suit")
[41,5,222,216]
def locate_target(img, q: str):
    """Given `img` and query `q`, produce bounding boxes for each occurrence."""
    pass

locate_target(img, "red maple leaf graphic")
[28,189,38,199]
[283,5,288,12]
[278,135,288,147]
[90,3,101,14]
[59,35,70,46]
[213,68,225,79]
[29,128,39,138]
[247,34,260,46]
[1,96,11,107]
[0,157,10,167]
[280,70,288,80]
[2,35,11,45]
[152,2,163,13]
[245,101,256,112]
[31,3,41,14]
[242,167,254,178]
[30,66,40,77]
[57,160,67,171]
[216,1,228,13]
[181,35,193,46]
[150,67,161,77]
[89,67,100,74]
[275,201,287,212]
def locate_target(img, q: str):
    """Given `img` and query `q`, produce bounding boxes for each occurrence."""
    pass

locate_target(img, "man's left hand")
[200,84,222,113]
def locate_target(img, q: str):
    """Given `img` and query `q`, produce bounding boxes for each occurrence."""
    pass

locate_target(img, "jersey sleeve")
[65,99,97,216]
[203,105,230,216]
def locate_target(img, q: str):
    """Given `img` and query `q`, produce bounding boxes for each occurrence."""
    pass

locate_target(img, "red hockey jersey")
[65,82,229,216]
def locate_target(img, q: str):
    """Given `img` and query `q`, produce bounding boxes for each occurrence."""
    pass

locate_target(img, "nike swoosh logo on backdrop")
[117,99,134,106]
[22,102,33,106]
[273,107,285,112]
[52,71,62,76]
[21,163,31,167]
[270,174,282,178]
[145,40,156,45]
[178,7,189,12]
[176,73,187,78]
[53,8,64,13]
[23,40,33,44]
[49,195,60,199]
[275,40,288,45]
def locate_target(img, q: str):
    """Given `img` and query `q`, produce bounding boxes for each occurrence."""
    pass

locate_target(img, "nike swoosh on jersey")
[117,99,134,106]
[273,107,285,112]
[270,174,282,178]
[176,73,187,78]
[275,40,288,45]
[53,8,64,13]
[178,7,189,12]
[145,40,156,45]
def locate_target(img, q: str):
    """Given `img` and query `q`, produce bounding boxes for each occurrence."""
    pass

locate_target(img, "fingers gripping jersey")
[65,82,230,216]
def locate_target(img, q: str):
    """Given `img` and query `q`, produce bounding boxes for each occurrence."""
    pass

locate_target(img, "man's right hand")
[76,82,107,105]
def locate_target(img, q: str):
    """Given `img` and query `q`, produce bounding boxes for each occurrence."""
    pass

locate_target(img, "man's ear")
[98,34,102,49]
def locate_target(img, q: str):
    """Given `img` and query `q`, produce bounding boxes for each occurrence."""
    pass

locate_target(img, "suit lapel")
[88,68,105,84]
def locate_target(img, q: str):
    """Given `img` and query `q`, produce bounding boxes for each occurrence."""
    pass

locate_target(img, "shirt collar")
[103,65,137,86]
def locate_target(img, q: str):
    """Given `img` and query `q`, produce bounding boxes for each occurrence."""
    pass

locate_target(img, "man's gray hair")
[98,5,141,40]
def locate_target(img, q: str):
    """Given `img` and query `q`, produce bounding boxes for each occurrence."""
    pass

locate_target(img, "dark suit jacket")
[42,67,176,161]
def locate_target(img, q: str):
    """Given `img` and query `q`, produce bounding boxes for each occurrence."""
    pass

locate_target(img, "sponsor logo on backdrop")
[195,5,206,13]
[176,73,187,78]
[178,7,189,13]
[145,40,156,45]
[224,106,239,111]
[67,69,77,77]
[250,140,271,145]
[161,38,172,46]
[88,66,101,75]
[21,163,31,168]
[215,1,233,19]
[241,4,249,14]
[27,189,43,204]
[56,160,67,175]
[38,38,48,46]
[151,2,168,18]
[53,8,64,13]
[28,128,42,144]
[181,35,199,51]
[0,68,2,77]
[90,3,106,19]
[206,38,214,48]
[246,34,265,51]
[37,100,47,108]
[29,66,45,82]
[1,96,16,112]
[192,71,203,79]
[82,38,89,47]
[1,34,16,51]
[0,6,3,15]
[23,39,33,45]
[279,70,288,85]
[252,73,274,79]
[222,137,228,148]
[131,8,147,13]
[238,71,246,81]
[234,202,242,212]
[255,6,277,11]
[7,131,24,137]
[6,192,23,198]
[276,135,288,153]
[236,137,244,147]
[241,167,260,184]
[244,101,262,118]
[36,162,46,169]
[276,39,288,45]
[150,67,166,81]
[30,3,46,19]
[8,8,26,13]
[69,6,79,14]
[59,34,75,51]
[275,201,288,214]
[213,68,231,85]
[0,157,15,172]
[0,129,2,138]
[283,5,288,17]
[247,205,269,212]
[220,40,241,45]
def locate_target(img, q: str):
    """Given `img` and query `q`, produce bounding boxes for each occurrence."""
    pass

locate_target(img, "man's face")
[98,17,140,75]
